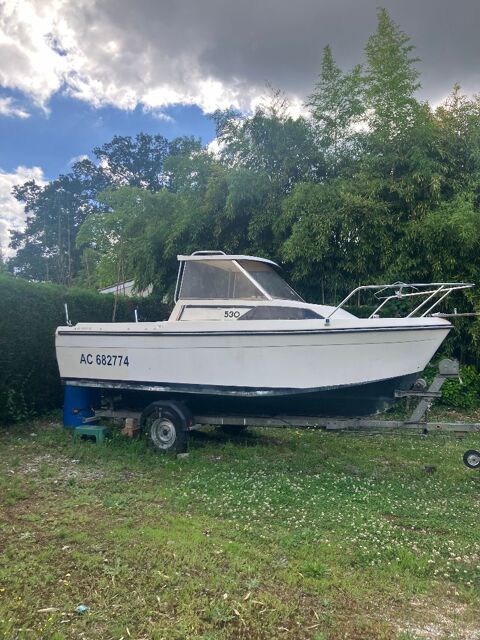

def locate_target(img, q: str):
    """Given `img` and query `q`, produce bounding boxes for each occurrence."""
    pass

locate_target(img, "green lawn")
[0,419,479,639]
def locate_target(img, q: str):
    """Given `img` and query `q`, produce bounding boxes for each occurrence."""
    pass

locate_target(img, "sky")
[1,0,480,253]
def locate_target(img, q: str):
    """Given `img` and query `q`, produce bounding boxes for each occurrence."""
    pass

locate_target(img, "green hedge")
[0,274,170,423]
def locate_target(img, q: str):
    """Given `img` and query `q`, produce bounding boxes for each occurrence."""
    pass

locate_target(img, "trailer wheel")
[463,449,480,469]
[141,402,190,454]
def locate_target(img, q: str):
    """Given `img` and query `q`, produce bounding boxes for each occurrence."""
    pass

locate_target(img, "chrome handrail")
[191,250,226,256]
[326,282,474,320]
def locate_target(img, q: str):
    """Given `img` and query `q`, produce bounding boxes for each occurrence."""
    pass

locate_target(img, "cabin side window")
[241,307,323,320]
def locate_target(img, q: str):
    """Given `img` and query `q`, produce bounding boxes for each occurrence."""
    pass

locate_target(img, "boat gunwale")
[57,324,451,338]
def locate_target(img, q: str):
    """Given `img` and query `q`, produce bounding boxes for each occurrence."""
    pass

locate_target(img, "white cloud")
[69,153,89,165]
[0,165,47,256]
[0,0,68,107]
[0,0,306,116]
[206,137,223,158]
[0,0,478,122]
[141,106,175,123]
[0,96,30,118]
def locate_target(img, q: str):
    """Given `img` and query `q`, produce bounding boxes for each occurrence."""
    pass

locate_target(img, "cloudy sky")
[1,0,480,252]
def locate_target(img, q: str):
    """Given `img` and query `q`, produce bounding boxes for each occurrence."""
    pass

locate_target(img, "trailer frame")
[71,358,480,452]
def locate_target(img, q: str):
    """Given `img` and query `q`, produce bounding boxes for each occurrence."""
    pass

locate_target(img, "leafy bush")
[0,274,169,424]
[439,365,480,410]
[420,362,480,410]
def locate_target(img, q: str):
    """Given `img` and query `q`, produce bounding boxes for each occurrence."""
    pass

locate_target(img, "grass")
[0,416,479,639]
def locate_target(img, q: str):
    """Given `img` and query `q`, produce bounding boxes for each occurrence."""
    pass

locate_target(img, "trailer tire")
[463,449,480,469]
[141,402,191,454]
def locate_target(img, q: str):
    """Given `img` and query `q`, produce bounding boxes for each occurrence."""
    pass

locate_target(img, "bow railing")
[326,282,474,320]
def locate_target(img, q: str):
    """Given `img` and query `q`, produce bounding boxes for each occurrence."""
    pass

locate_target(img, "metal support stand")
[398,358,458,424]
[324,359,480,433]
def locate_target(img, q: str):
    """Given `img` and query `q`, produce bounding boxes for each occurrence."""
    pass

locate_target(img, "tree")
[393,193,480,362]
[9,174,95,284]
[212,98,325,194]
[364,8,421,146]
[92,133,170,192]
[163,137,216,194]
[394,193,480,283]
[434,85,480,199]
[77,185,197,293]
[279,179,394,302]
[307,45,365,164]
[357,9,439,222]
[8,134,208,284]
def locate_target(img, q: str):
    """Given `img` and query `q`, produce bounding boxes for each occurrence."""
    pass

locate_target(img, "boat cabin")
[170,251,327,322]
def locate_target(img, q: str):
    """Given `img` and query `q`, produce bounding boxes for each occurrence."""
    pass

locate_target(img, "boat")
[55,251,472,418]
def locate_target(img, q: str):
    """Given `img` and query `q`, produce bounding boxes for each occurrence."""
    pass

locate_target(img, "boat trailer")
[63,358,480,453]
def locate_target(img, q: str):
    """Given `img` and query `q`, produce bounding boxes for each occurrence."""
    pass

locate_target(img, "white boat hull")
[56,317,450,416]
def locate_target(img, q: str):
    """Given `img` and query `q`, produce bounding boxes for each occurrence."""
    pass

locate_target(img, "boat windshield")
[238,261,303,301]
[178,259,303,301]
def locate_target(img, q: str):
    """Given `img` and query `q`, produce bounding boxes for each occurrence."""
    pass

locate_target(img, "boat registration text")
[80,353,130,367]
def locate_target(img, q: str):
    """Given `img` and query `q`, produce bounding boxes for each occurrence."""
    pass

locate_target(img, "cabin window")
[241,306,323,320]
[238,261,303,301]
[179,260,266,300]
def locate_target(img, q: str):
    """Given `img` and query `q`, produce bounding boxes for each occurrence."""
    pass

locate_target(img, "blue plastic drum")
[63,385,99,428]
